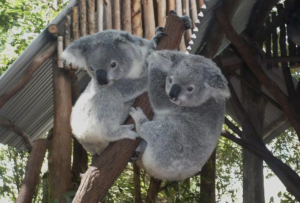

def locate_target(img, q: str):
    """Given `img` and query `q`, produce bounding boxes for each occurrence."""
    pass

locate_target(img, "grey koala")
[130,50,230,181]
[62,30,161,155]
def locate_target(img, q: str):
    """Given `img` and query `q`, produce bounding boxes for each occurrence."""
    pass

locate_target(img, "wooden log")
[113,0,121,30]
[72,6,80,40]
[64,15,71,48]
[71,12,188,203]
[97,0,104,32]
[145,178,162,203]
[57,36,64,68]
[0,117,32,150]
[0,43,56,110]
[190,0,197,29]
[88,0,95,34]
[49,56,72,201]
[271,12,278,68]
[48,24,59,38]
[16,139,48,203]
[176,0,186,51]
[105,0,113,29]
[168,0,175,12]
[143,0,156,39]
[80,0,87,37]
[183,0,191,43]
[157,0,167,27]
[122,0,132,32]
[132,0,143,37]
[133,163,142,203]
[215,7,300,142]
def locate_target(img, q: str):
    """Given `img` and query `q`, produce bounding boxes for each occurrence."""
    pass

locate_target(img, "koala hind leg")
[104,124,139,142]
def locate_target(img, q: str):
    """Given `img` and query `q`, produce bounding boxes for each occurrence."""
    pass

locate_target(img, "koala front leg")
[129,107,149,135]
[104,124,139,142]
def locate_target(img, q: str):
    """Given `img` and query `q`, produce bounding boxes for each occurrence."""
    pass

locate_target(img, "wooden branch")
[143,0,155,39]
[200,0,242,58]
[0,117,32,150]
[79,0,87,37]
[215,7,300,142]
[72,6,80,40]
[133,163,142,203]
[97,0,104,32]
[105,0,113,29]
[88,0,95,34]
[16,139,48,203]
[49,57,72,201]
[157,0,167,27]
[71,12,188,203]
[122,0,132,32]
[132,0,143,37]
[113,0,121,30]
[0,43,56,110]
[145,178,162,203]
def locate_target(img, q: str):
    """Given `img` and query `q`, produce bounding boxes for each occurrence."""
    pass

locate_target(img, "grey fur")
[130,50,230,181]
[62,30,157,155]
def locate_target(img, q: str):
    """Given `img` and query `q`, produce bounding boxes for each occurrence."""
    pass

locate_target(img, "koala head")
[151,51,230,107]
[61,30,144,86]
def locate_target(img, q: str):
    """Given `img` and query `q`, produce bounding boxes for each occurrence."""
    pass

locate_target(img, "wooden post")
[190,0,197,29]
[71,12,188,203]
[183,0,191,43]
[122,0,132,32]
[168,0,175,12]
[157,0,166,27]
[132,0,143,37]
[79,0,87,37]
[72,7,80,40]
[88,0,95,34]
[133,163,142,203]
[145,178,162,203]
[143,0,156,39]
[49,56,72,201]
[16,139,48,203]
[113,0,121,30]
[105,0,113,29]
[97,0,104,32]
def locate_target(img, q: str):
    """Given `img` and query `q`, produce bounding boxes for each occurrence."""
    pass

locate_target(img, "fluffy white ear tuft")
[148,51,173,73]
[61,48,87,69]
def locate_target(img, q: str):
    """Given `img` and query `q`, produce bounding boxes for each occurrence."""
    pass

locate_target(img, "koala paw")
[153,27,167,46]
[123,124,135,130]
[180,16,192,30]
[126,130,139,140]
[129,107,148,124]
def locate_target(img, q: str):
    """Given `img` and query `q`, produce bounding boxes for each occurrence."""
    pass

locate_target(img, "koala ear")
[147,51,173,73]
[61,40,88,69]
[203,67,230,99]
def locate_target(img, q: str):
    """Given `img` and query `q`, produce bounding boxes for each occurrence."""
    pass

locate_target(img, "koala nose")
[169,84,181,101]
[96,70,108,85]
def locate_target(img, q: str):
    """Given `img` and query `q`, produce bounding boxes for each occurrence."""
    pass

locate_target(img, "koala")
[129,50,230,181]
[61,30,161,155]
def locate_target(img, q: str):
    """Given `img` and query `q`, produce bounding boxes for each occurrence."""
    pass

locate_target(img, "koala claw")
[126,130,139,140]
[153,27,167,45]
[123,124,135,130]
[155,27,165,33]
[130,107,147,124]
[170,10,177,15]
[180,16,192,30]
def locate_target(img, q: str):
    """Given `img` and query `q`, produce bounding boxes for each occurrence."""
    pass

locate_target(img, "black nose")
[169,84,181,101]
[96,70,108,85]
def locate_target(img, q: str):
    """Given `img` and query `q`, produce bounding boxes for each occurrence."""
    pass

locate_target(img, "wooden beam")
[0,117,32,150]
[16,139,48,203]
[71,12,188,203]
[49,56,72,201]
[215,7,300,142]
[0,42,56,110]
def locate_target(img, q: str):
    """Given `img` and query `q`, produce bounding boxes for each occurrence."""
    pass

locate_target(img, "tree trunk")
[241,67,266,203]
[16,139,48,203]
[146,178,162,203]
[199,150,216,203]
[49,57,72,202]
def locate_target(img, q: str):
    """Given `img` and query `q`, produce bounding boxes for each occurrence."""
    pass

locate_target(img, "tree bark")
[215,7,300,142]
[199,150,216,203]
[79,0,87,37]
[49,57,72,202]
[0,43,56,109]
[105,0,113,29]
[16,139,48,203]
[113,0,121,30]
[87,0,95,34]
[132,0,143,37]
[122,0,132,32]
[143,0,156,39]
[71,12,188,203]
[97,0,104,32]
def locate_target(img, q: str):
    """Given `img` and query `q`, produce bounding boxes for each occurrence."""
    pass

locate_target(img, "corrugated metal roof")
[0,0,291,150]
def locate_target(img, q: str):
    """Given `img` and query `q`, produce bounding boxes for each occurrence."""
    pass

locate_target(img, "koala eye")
[187,87,194,92]
[90,66,95,71]
[111,61,117,69]
[168,77,172,84]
